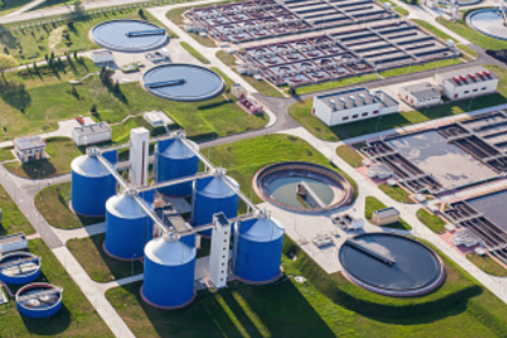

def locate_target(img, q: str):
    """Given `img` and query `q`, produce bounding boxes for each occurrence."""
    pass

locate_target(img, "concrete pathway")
[53,247,137,338]
[2,0,47,18]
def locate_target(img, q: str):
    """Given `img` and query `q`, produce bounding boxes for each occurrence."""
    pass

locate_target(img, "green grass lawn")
[467,253,507,278]
[67,233,144,283]
[206,134,358,205]
[1,7,161,63]
[241,74,285,97]
[364,196,412,230]
[0,183,35,235]
[335,144,364,168]
[216,50,237,67]
[0,238,113,337]
[0,147,15,161]
[437,11,507,50]
[179,41,210,64]
[0,58,266,141]
[35,182,103,229]
[105,234,507,338]
[0,0,33,16]
[379,58,463,78]
[67,233,211,283]
[4,137,83,179]
[379,183,415,204]
[416,208,447,234]
[289,64,507,141]
[290,73,381,96]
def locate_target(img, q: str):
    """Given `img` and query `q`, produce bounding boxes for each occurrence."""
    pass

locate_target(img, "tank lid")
[106,193,149,219]
[145,235,196,266]
[239,213,284,242]
[199,169,239,198]
[71,154,112,178]
[161,137,198,159]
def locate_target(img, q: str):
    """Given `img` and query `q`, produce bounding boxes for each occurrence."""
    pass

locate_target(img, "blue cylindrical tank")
[192,171,239,236]
[0,252,41,285]
[156,137,199,197]
[104,190,154,261]
[16,283,63,318]
[233,214,284,284]
[142,233,196,309]
[71,153,117,217]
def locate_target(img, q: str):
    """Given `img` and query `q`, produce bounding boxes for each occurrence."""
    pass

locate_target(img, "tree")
[73,0,85,16]
[0,54,18,82]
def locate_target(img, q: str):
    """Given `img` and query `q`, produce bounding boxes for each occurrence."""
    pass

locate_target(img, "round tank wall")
[142,235,196,309]
[104,193,154,260]
[156,138,199,197]
[0,252,41,285]
[16,283,63,318]
[192,175,239,237]
[71,155,117,217]
[233,217,284,283]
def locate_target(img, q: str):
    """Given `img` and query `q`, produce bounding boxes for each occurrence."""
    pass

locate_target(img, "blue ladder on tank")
[126,29,166,37]
[145,79,186,89]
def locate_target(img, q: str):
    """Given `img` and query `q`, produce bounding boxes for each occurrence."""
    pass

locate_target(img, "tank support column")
[209,213,231,289]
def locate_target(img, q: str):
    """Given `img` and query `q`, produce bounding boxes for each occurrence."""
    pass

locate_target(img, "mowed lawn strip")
[35,182,102,229]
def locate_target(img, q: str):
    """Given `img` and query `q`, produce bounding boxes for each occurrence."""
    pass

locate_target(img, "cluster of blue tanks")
[70,136,285,310]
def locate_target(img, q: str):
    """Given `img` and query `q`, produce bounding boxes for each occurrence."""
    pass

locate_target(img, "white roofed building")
[312,87,399,126]
[13,136,46,163]
[435,66,498,101]
[72,122,112,146]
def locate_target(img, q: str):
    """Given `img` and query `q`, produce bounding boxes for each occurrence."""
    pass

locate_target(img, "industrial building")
[371,207,400,226]
[312,88,399,126]
[398,82,442,108]
[72,122,112,146]
[70,129,286,309]
[435,66,498,100]
[13,136,46,163]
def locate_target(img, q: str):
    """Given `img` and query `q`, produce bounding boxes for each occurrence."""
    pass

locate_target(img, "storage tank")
[104,189,154,261]
[0,251,41,285]
[71,149,117,217]
[16,283,63,318]
[233,212,284,284]
[192,169,239,236]
[156,136,199,197]
[142,233,196,309]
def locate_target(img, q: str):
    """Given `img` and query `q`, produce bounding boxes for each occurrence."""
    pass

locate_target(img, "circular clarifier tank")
[16,283,63,318]
[142,64,224,102]
[339,233,445,297]
[253,162,353,213]
[468,9,507,41]
[91,19,168,52]
[0,251,41,285]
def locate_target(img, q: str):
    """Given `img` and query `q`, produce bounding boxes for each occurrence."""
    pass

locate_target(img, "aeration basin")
[143,64,224,102]
[339,233,445,297]
[91,19,168,52]
[253,162,353,213]
[0,251,41,285]
[16,283,63,318]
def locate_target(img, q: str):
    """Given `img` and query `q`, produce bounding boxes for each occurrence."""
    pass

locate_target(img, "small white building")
[13,136,46,163]
[312,87,399,126]
[435,67,498,101]
[72,122,112,146]
[230,83,247,99]
[143,111,174,128]
[90,50,114,64]
[398,82,441,108]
